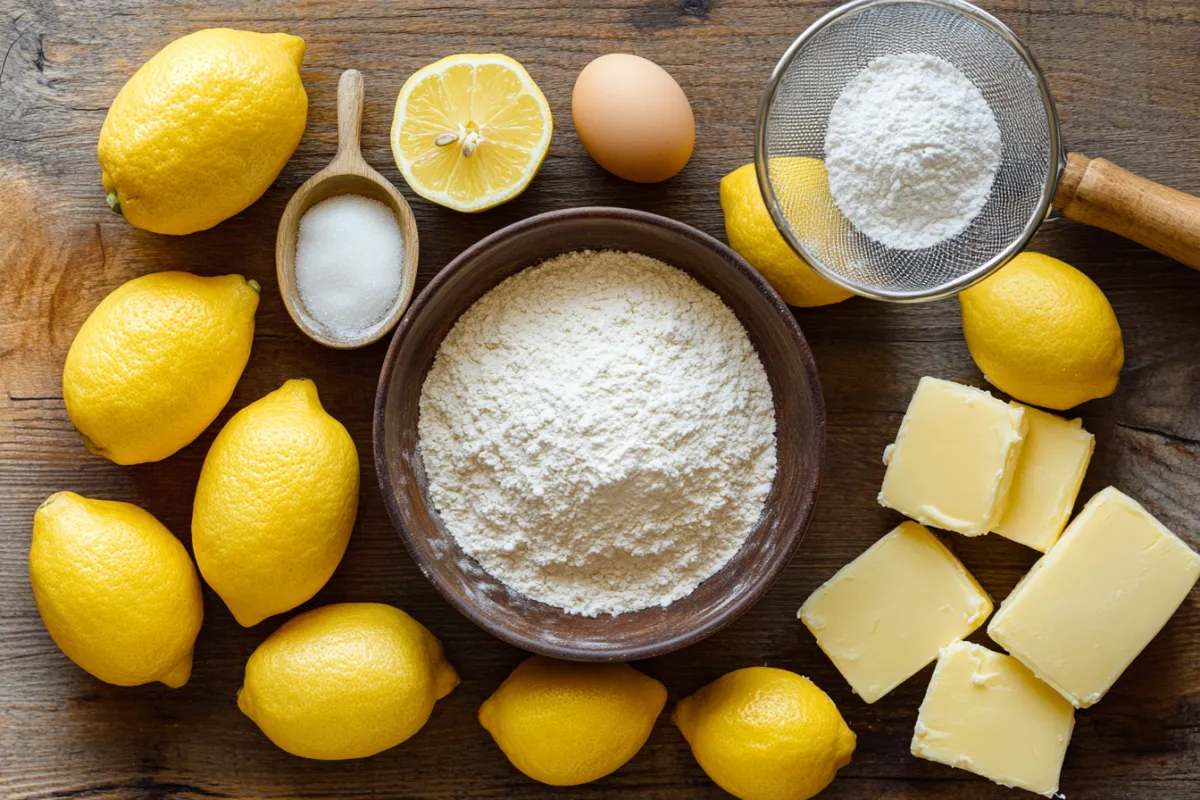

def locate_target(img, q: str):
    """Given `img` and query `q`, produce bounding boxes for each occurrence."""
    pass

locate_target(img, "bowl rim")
[372,206,826,660]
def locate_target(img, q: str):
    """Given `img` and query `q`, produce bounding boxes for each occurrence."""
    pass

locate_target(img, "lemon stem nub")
[76,429,104,455]
[106,191,122,215]
[247,279,262,294]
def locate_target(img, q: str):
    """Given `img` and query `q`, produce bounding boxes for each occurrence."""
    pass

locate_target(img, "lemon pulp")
[391,54,552,212]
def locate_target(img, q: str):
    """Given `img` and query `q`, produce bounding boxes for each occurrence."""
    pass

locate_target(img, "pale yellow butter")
[798,521,992,703]
[912,640,1075,797]
[989,487,1200,708]
[879,377,1027,535]
[993,405,1095,552]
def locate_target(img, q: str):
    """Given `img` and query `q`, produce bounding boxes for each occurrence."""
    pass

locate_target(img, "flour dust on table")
[417,250,778,617]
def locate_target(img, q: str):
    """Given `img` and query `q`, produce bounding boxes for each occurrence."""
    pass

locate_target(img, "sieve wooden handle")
[1053,152,1200,270]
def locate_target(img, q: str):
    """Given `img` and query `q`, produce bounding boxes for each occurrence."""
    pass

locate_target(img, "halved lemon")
[391,54,553,212]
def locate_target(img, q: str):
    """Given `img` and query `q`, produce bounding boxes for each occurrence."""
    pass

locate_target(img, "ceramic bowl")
[373,207,825,661]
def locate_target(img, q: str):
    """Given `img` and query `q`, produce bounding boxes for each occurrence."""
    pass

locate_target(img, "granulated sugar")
[824,52,1002,250]
[295,194,404,336]
[417,250,778,617]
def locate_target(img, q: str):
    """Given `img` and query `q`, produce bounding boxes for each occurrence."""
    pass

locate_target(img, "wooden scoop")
[276,69,420,349]
[1054,153,1200,270]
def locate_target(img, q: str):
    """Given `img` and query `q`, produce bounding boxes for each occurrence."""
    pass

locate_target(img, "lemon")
[721,160,854,307]
[674,667,855,800]
[99,28,307,235]
[29,492,203,688]
[238,603,458,760]
[391,54,553,212]
[63,271,260,465]
[479,656,667,786]
[192,379,359,627]
[959,252,1124,410]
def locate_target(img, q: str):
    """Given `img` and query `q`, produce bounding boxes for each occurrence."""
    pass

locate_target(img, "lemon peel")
[98,28,307,234]
[30,492,203,688]
[675,667,855,800]
[192,379,359,627]
[720,160,853,308]
[479,657,666,786]
[238,603,457,759]
[959,252,1123,410]
[63,272,259,465]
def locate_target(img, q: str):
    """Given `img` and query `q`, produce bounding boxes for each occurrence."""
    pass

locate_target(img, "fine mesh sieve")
[755,0,1061,302]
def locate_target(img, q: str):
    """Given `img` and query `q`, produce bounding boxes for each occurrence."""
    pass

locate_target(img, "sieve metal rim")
[754,0,1065,303]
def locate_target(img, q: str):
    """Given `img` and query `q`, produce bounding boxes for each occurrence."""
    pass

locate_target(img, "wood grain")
[2,1,1200,799]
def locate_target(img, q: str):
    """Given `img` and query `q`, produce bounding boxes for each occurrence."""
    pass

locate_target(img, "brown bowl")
[373,208,825,661]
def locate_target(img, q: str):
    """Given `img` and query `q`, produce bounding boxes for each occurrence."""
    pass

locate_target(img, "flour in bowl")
[417,250,777,617]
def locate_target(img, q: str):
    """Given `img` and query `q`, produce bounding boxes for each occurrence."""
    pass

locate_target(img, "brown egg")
[572,53,695,183]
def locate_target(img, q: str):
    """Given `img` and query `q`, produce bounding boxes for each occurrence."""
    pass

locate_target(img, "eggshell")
[572,53,695,183]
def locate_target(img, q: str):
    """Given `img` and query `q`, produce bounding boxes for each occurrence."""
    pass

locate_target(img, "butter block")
[912,640,1075,797]
[879,377,1027,535]
[798,521,992,703]
[993,405,1095,552]
[989,487,1200,708]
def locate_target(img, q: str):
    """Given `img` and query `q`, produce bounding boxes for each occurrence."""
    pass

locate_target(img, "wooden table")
[3,2,1199,798]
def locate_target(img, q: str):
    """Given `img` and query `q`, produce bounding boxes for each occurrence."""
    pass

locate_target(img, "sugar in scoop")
[295,194,404,337]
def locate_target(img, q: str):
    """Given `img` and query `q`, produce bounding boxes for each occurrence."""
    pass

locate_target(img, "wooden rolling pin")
[1053,153,1200,270]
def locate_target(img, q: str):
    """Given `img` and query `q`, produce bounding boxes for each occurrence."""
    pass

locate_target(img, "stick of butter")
[989,487,1200,708]
[879,377,1027,536]
[992,405,1095,552]
[798,521,992,703]
[912,640,1075,798]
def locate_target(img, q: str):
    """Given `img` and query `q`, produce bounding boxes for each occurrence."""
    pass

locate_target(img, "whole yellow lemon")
[63,271,260,465]
[479,656,667,786]
[721,160,853,307]
[238,603,458,760]
[192,379,358,627]
[959,252,1124,410]
[98,28,307,235]
[30,492,203,687]
[674,667,855,800]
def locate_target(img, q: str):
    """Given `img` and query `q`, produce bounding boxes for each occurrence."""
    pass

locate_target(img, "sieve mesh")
[756,0,1061,301]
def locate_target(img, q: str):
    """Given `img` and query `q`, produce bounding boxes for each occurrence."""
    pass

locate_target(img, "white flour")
[824,52,1002,250]
[418,250,777,617]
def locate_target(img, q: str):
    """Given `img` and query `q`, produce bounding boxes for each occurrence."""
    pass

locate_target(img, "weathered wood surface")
[2,1,1199,798]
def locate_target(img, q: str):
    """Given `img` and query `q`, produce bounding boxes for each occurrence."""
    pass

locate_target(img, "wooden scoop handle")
[1053,152,1200,270]
[334,69,365,164]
